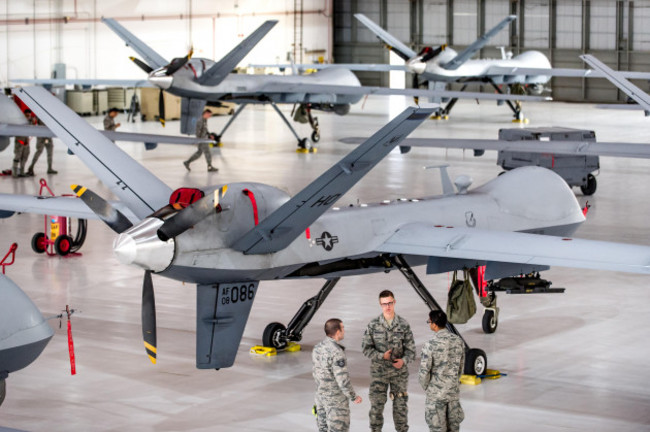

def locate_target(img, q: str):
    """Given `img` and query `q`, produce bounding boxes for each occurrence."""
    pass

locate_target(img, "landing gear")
[488,80,528,123]
[263,322,288,350]
[580,174,597,196]
[261,278,340,349]
[390,255,488,375]
[482,309,498,334]
[431,83,468,120]
[214,103,249,146]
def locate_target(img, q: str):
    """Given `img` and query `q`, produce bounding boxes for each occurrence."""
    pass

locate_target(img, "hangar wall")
[334,0,650,103]
[0,0,332,87]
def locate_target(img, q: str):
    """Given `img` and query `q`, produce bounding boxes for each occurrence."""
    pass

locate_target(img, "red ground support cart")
[30,179,87,257]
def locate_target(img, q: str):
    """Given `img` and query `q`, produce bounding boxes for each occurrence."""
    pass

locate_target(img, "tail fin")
[16,87,172,219]
[102,17,169,70]
[581,54,650,117]
[355,13,416,61]
[442,15,515,70]
[198,20,278,86]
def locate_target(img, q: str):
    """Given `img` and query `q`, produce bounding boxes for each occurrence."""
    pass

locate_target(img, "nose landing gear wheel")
[311,131,320,143]
[263,322,288,350]
[464,348,487,376]
[482,309,498,334]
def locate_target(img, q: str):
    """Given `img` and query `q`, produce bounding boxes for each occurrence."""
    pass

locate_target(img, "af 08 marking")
[220,283,256,305]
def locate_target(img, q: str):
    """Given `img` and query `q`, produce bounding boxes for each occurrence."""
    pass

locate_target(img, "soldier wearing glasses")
[361,290,416,432]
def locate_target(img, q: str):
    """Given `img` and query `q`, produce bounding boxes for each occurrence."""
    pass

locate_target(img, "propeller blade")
[71,184,133,233]
[164,47,193,76]
[158,89,165,127]
[157,185,227,242]
[142,270,157,365]
[129,56,153,74]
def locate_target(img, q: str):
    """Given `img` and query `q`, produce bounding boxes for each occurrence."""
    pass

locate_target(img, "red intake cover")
[169,188,205,210]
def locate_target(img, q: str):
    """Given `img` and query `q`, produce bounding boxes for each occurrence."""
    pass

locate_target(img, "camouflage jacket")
[361,314,416,376]
[195,117,210,139]
[312,337,357,404]
[103,114,117,131]
[418,329,465,402]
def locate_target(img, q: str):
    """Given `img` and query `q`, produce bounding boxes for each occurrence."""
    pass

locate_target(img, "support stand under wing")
[196,281,259,369]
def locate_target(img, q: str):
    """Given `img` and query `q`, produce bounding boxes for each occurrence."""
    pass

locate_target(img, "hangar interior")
[1,1,650,432]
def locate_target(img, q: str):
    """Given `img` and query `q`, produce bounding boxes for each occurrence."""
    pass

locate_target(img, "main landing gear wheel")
[31,232,47,254]
[311,131,320,143]
[54,235,73,256]
[482,309,498,334]
[0,379,6,407]
[263,322,288,350]
[464,348,487,376]
[580,174,597,196]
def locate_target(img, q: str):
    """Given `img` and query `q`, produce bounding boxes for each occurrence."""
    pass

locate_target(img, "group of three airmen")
[312,290,466,432]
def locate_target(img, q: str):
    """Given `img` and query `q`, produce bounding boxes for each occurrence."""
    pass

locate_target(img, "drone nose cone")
[113,233,137,265]
[406,58,426,75]
[112,218,175,272]
[148,73,173,90]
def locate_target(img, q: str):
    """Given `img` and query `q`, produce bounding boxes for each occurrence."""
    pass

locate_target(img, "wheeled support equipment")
[390,255,487,376]
[262,277,341,349]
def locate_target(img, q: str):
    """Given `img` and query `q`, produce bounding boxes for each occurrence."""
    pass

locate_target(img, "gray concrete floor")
[1,97,650,431]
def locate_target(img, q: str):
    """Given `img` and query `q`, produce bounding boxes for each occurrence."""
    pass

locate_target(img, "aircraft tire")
[311,131,320,143]
[0,379,5,407]
[580,174,597,196]
[464,348,487,376]
[263,322,287,350]
[482,309,498,334]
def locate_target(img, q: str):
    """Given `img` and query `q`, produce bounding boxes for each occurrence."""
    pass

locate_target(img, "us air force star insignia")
[316,231,339,251]
[336,358,346,367]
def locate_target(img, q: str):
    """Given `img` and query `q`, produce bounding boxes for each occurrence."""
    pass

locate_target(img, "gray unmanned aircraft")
[13,18,548,151]
[0,245,54,407]
[339,14,650,121]
[4,86,650,376]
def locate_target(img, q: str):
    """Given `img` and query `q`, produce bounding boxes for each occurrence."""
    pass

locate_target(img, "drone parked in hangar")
[14,18,547,151]
[3,86,650,377]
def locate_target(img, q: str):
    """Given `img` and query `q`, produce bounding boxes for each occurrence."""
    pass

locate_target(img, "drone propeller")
[158,90,165,127]
[157,185,228,242]
[70,185,133,234]
[129,57,153,74]
[142,270,157,364]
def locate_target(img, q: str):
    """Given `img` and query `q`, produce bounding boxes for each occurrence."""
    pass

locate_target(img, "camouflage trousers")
[315,397,350,432]
[186,142,212,166]
[30,138,54,170]
[13,142,29,176]
[369,372,409,432]
[425,400,464,432]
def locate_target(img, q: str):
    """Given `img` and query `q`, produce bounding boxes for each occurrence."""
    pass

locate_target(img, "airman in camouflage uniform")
[419,310,465,432]
[27,118,57,175]
[184,109,218,172]
[103,108,121,131]
[312,318,362,432]
[12,110,33,178]
[361,290,416,432]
